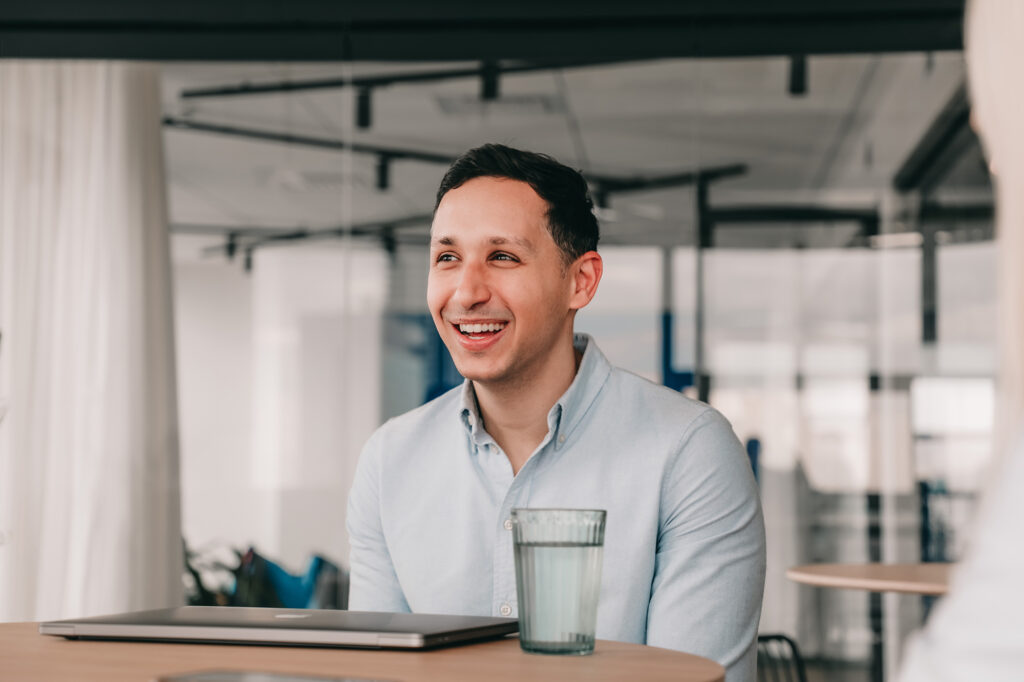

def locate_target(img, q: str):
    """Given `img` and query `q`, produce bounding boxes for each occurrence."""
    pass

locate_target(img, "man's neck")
[474,338,582,476]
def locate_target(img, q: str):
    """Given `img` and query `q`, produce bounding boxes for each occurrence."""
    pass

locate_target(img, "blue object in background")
[746,437,761,483]
[225,548,348,609]
[660,310,694,392]
[263,555,324,609]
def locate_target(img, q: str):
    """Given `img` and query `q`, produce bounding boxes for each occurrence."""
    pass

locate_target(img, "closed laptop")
[39,606,518,649]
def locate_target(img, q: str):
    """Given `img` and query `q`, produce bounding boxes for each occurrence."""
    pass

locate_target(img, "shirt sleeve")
[346,426,412,613]
[897,434,1024,682]
[645,408,766,682]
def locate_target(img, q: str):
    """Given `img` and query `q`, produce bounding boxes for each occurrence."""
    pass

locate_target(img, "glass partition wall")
[165,53,993,679]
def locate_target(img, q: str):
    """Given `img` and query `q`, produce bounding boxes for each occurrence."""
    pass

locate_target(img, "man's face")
[427,176,578,386]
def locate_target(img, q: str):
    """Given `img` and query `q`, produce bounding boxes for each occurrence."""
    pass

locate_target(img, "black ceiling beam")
[174,213,433,237]
[180,59,623,99]
[596,164,747,195]
[892,83,974,194]
[176,213,434,256]
[163,117,456,165]
[708,205,878,225]
[709,204,880,247]
[225,227,433,258]
[0,1,965,61]
[919,202,993,222]
[164,116,747,197]
[183,64,500,99]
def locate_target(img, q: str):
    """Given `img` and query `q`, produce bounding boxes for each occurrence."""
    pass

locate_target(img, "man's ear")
[568,251,603,311]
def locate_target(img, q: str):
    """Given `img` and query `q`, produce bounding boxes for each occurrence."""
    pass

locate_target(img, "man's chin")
[457,368,507,385]
[452,359,511,386]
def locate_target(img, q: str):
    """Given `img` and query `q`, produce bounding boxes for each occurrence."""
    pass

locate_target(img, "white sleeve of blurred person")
[899,436,1024,680]
[899,1,1024,680]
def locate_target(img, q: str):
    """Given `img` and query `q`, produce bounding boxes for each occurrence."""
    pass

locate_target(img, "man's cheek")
[425,283,443,315]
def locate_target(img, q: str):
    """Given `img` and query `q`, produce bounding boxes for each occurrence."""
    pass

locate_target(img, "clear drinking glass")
[511,508,606,655]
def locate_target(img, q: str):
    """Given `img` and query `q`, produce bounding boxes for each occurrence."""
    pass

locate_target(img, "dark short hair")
[434,144,600,264]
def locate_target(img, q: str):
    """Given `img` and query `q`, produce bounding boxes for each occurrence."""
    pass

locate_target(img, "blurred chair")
[184,540,349,609]
[757,634,808,682]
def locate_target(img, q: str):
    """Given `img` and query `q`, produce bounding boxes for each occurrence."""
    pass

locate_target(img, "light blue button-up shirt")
[347,334,765,682]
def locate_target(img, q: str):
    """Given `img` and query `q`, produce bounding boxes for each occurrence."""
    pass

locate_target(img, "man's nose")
[453,262,491,309]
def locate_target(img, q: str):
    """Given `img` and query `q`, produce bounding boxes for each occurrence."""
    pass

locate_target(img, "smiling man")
[347,144,765,682]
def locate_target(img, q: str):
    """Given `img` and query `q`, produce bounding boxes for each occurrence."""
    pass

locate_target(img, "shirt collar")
[458,333,612,447]
[459,381,486,444]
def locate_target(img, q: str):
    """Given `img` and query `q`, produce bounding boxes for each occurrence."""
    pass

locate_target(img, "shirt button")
[503,518,513,531]
[499,603,512,617]
[558,434,566,444]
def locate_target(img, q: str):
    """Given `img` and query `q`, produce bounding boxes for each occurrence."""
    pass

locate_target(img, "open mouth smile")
[457,322,507,338]
[451,320,509,349]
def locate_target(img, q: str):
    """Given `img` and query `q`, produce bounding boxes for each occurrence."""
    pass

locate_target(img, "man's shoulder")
[367,383,463,447]
[604,364,718,431]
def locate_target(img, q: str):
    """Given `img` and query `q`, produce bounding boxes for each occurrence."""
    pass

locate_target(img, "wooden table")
[0,622,724,682]
[786,563,953,596]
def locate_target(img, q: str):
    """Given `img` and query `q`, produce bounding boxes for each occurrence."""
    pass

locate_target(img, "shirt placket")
[465,394,567,619]
[490,427,563,617]
[486,441,520,618]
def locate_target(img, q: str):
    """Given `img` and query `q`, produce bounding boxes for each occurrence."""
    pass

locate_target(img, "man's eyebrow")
[489,236,535,252]
[430,235,536,252]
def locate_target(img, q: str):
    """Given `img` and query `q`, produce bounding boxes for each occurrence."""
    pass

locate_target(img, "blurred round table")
[0,621,725,682]
[786,562,952,596]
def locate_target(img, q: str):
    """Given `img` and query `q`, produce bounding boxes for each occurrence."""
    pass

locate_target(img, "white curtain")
[0,61,183,621]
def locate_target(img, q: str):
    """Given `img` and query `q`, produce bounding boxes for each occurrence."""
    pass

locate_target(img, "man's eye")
[435,253,457,263]
[492,252,518,262]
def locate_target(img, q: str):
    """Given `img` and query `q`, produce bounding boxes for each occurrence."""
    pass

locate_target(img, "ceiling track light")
[377,155,391,191]
[357,87,373,129]
[788,55,807,96]
[480,61,500,101]
[381,227,397,257]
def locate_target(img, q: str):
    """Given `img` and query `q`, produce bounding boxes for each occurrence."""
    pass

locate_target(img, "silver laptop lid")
[39,606,518,649]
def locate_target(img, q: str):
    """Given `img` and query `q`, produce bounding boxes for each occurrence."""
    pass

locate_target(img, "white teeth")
[459,322,506,334]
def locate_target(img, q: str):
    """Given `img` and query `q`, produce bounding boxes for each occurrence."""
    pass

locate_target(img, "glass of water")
[511,508,606,655]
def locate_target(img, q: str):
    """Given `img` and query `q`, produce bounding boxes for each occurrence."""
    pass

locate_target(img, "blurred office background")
[0,2,989,680]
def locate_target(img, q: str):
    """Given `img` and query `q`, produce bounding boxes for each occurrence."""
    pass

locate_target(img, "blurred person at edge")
[346,144,765,682]
[899,1,1024,680]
